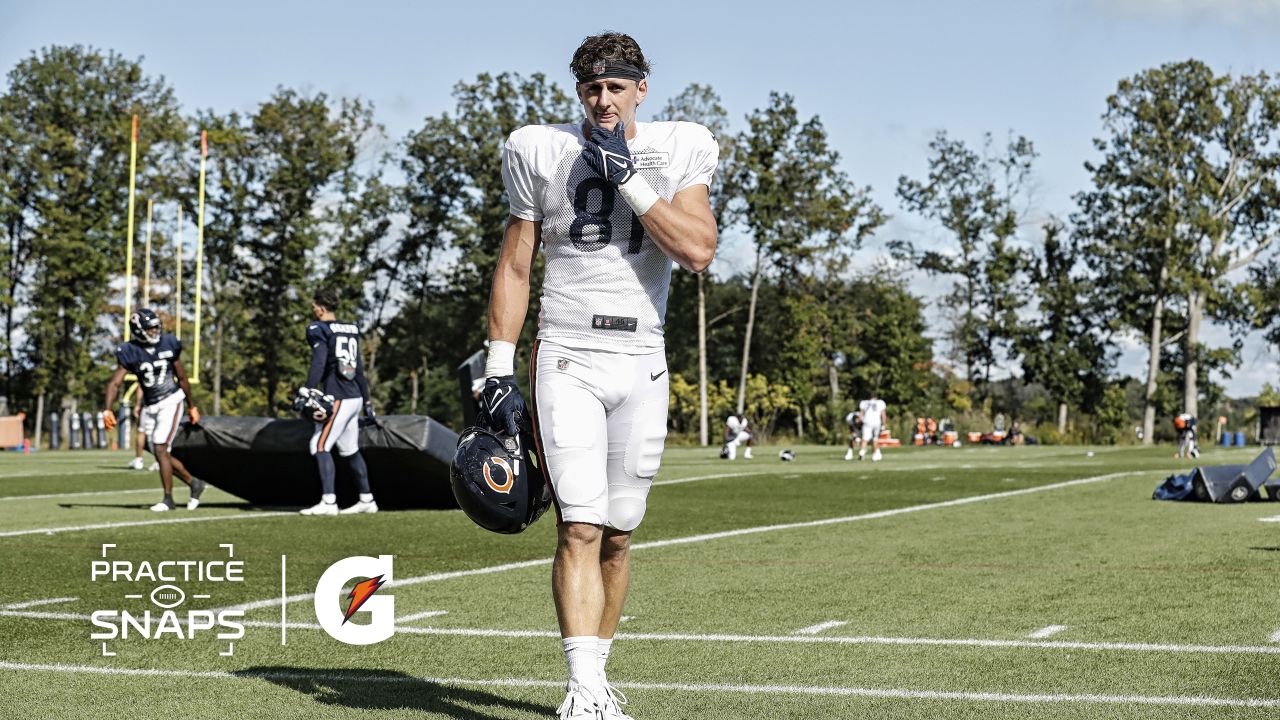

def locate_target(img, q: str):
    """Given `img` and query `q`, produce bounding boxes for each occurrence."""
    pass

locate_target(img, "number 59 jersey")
[305,320,363,399]
[502,121,718,353]
[115,334,183,406]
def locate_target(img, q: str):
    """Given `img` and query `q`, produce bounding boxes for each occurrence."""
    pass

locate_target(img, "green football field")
[1,443,1278,719]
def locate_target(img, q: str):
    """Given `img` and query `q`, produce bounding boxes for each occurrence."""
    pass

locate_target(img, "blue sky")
[3,0,1278,396]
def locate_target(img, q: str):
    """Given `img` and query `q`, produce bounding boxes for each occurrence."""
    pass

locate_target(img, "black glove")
[479,375,525,437]
[359,400,379,427]
[581,120,635,186]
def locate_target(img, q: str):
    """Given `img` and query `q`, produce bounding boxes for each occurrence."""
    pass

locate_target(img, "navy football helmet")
[450,427,550,534]
[130,308,162,345]
[292,387,335,422]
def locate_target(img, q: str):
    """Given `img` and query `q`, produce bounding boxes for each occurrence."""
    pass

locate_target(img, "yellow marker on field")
[123,114,139,341]
[143,197,153,305]
[175,206,183,344]
[192,129,207,385]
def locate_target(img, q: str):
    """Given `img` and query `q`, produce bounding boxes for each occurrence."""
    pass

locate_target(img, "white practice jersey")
[726,415,745,433]
[859,399,886,426]
[502,120,718,352]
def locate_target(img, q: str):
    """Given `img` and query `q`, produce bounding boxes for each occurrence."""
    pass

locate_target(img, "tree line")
[2,45,1278,446]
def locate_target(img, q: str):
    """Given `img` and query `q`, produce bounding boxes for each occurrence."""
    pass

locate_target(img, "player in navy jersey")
[103,308,206,511]
[297,289,377,516]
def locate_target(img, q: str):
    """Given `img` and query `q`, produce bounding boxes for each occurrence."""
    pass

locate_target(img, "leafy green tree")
[183,110,255,413]
[239,89,354,414]
[734,92,882,414]
[895,130,1036,401]
[0,45,185,435]
[1017,220,1113,433]
[384,73,576,417]
[655,83,736,445]
[1079,60,1280,442]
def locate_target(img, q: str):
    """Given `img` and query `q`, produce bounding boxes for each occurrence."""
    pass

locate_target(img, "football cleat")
[148,461,160,472]
[872,449,883,462]
[187,478,207,510]
[129,308,163,345]
[339,500,379,515]
[743,448,753,459]
[844,448,853,461]
[450,426,550,534]
[599,683,633,720]
[300,501,338,516]
[150,499,175,512]
[556,682,601,720]
[128,457,145,470]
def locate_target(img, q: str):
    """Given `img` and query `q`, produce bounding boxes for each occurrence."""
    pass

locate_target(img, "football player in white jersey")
[724,414,753,460]
[858,394,889,461]
[479,32,717,720]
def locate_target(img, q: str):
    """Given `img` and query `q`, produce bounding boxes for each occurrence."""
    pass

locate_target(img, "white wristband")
[485,340,516,378]
[618,174,660,216]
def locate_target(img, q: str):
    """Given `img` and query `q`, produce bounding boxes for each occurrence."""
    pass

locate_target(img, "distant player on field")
[724,413,753,460]
[102,309,206,511]
[297,289,378,516]
[844,409,865,458]
[857,393,889,462]
[1173,412,1199,459]
[479,31,718,720]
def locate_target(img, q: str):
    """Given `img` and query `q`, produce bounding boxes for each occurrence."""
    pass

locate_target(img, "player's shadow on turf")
[235,666,550,719]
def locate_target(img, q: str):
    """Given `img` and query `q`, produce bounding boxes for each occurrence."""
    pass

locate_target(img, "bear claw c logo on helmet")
[482,456,514,494]
[450,426,551,534]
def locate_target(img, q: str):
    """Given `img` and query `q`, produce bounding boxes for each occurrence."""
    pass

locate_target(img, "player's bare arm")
[173,359,200,424]
[634,182,716,272]
[487,216,541,344]
[478,215,540,437]
[101,365,128,429]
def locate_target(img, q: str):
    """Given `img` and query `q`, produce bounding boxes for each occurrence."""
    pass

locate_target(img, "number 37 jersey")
[115,335,183,406]
[502,121,718,352]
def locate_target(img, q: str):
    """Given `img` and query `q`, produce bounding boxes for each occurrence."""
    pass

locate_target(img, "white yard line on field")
[652,471,765,486]
[0,511,294,538]
[1259,515,1280,523]
[210,470,1151,616]
[7,611,1279,656]
[0,468,136,480]
[1029,625,1068,639]
[793,621,848,635]
[1270,629,1280,643]
[395,610,448,624]
[1,597,77,610]
[0,660,1276,708]
[0,488,156,502]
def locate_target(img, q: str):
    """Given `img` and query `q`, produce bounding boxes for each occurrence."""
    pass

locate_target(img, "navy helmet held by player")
[450,426,551,533]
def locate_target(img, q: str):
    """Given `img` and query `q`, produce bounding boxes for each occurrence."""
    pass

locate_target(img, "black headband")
[575,60,646,83]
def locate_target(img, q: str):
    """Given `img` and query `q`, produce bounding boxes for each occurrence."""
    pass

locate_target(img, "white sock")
[562,636,599,687]
[321,493,336,504]
[597,637,613,678]
[359,493,374,503]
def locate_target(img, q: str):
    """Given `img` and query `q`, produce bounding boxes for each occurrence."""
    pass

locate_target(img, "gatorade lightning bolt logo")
[343,575,386,625]
[483,457,514,494]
